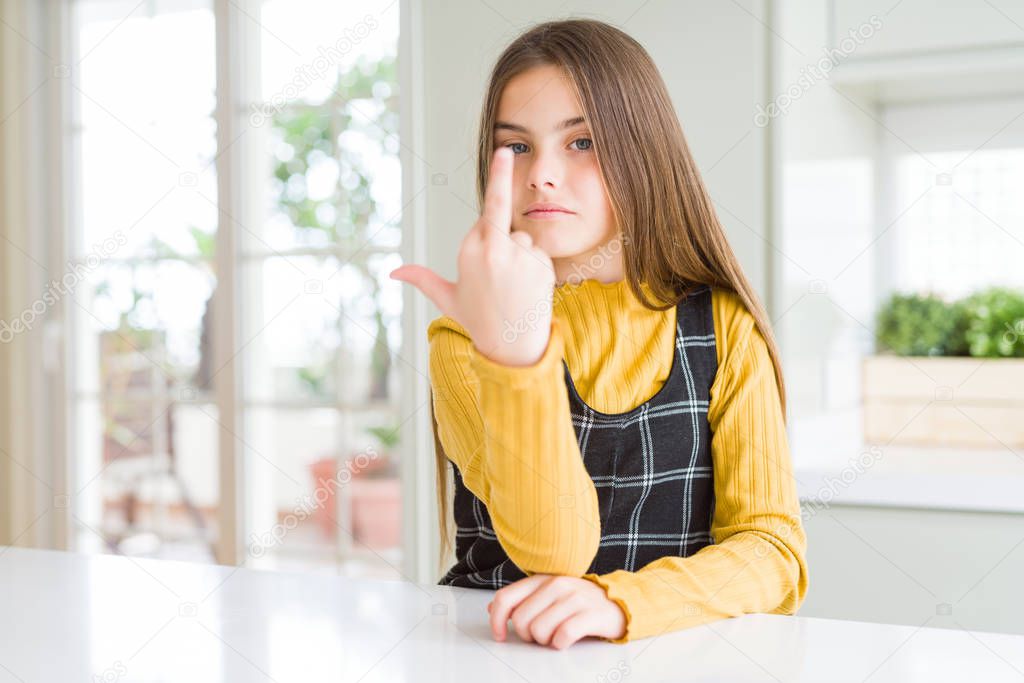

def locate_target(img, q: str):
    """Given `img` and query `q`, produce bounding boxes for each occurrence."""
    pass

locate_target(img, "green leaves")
[876,287,1024,358]
[876,293,964,356]
[961,288,1024,358]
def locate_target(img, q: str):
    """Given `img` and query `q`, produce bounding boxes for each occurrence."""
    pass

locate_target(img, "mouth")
[524,208,573,219]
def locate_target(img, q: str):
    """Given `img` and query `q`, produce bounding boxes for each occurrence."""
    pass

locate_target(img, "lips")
[525,202,574,215]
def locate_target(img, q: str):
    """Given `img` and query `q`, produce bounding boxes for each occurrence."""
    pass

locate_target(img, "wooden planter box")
[862,355,1024,448]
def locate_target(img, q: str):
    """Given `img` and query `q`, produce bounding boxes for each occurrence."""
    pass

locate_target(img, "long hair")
[432,18,787,572]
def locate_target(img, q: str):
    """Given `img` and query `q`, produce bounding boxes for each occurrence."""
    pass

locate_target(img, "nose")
[526,147,563,190]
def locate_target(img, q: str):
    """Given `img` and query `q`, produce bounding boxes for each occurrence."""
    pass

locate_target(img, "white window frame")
[4,0,437,582]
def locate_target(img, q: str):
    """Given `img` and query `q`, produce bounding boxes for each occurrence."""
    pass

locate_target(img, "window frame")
[43,0,434,580]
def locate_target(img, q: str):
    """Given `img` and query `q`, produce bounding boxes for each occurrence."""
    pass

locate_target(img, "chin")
[539,236,605,260]
[515,222,605,259]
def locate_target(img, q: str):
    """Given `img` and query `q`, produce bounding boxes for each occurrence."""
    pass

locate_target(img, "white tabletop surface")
[2,546,1024,682]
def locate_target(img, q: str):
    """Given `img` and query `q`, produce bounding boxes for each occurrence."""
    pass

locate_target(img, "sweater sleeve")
[579,292,809,643]
[427,315,601,576]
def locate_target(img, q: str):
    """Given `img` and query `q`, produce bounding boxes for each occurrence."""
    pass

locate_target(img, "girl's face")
[493,64,621,280]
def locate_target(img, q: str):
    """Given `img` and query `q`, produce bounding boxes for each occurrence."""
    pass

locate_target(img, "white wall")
[772,0,878,441]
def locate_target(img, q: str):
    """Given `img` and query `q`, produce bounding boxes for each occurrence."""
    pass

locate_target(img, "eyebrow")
[493,116,587,135]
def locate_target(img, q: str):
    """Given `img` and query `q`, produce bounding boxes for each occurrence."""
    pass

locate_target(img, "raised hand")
[390,146,555,366]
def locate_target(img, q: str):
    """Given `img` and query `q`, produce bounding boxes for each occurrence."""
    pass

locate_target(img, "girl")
[390,18,808,650]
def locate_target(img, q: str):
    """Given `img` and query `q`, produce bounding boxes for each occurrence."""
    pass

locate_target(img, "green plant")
[355,424,400,480]
[875,292,966,356]
[960,287,1024,358]
[366,424,400,450]
[275,53,398,402]
[944,299,972,356]
[296,365,329,396]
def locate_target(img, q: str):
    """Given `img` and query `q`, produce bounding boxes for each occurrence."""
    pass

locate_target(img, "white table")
[2,546,1023,682]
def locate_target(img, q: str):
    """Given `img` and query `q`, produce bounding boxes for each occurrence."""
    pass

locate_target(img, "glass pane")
[241,250,404,574]
[72,390,221,563]
[240,1,404,576]
[258,0,399,108]
[245,406,341,564]
[893,148,1024,299]
[71,0,218,562]
[243,407,403,578]
[246,0,401,253]
[242,254,402,406]
[75,1,218,259]
[72,260,218,560]
[781,142,1024,469]
[76,261,215,388]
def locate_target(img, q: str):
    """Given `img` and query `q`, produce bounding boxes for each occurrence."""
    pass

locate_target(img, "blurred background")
[1,0,1022,637]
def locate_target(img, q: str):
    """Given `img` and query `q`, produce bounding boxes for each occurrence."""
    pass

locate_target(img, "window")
[70,0,220,562]
[778,94,1024,469]
[890,150,1024,298]
[67,0,405,578]
[882,97,1024,300]
[242,1,402,574]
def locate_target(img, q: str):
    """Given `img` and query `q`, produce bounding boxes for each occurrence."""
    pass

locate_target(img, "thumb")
[390,264,457,317]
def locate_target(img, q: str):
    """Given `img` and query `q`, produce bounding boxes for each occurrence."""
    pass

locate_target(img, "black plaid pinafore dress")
[439,285,718,587]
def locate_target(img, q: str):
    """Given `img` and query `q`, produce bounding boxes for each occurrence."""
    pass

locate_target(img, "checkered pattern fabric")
[439,285,718,588]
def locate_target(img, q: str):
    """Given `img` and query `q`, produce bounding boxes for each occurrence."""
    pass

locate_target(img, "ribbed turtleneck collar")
[552,277,666,314]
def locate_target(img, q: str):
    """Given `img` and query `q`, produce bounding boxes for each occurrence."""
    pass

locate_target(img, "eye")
[506,142,529,155]
[571,138,593,151]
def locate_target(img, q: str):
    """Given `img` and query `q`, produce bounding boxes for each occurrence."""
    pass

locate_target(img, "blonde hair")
[432,18,786,572]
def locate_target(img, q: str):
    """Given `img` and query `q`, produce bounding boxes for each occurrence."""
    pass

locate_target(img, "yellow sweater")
[427,277,808,643]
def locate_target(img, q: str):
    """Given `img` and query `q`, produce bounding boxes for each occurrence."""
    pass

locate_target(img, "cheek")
[510,164,527,218]
[575,169,613,224]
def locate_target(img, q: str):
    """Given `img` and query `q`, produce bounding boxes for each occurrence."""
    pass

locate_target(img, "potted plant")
[349,425,401,550]
[308,423,401,549]
[863,287,1024,447]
